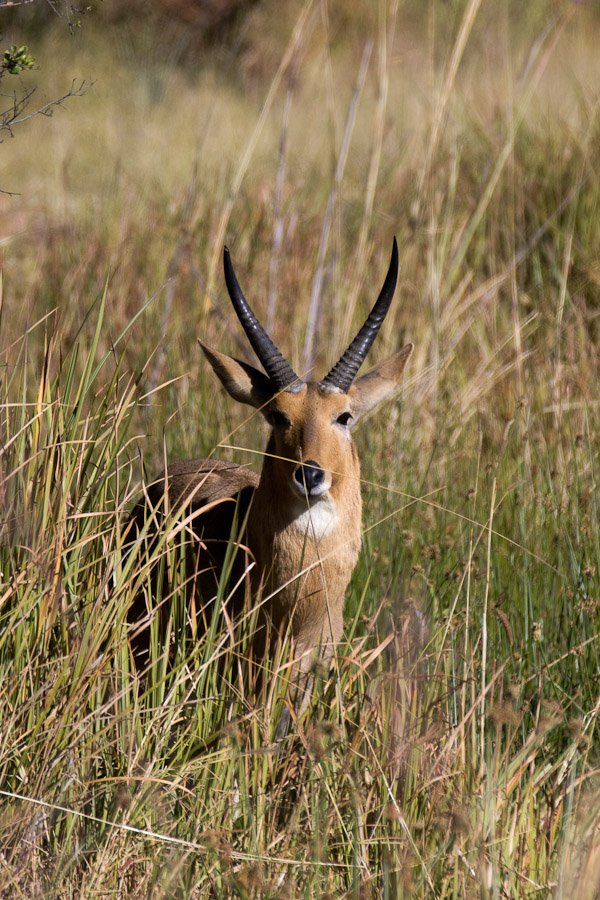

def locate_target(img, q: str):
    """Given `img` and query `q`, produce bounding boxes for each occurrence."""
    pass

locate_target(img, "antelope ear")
[199,339,274,408]
[350,343,413,419]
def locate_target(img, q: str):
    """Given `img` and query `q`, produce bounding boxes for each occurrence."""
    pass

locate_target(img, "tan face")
[199,337,413,509]
[264,384,359,502]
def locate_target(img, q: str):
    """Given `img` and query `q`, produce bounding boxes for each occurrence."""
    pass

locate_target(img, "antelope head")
[199,239,413,531]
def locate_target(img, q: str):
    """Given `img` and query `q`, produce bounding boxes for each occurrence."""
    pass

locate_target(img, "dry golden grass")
[1,1,600,897]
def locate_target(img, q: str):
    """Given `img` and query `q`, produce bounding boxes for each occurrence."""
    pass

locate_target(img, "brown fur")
[127,459,258,663]
[247,384,364,669]
[129,343,413,679]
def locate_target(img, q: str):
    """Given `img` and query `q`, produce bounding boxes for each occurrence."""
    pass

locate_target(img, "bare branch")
[0,78,92,139]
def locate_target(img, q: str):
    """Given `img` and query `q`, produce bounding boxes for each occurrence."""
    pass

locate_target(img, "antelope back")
[127,460,259,666]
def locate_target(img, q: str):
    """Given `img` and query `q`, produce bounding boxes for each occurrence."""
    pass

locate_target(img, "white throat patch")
[292,494,338,542]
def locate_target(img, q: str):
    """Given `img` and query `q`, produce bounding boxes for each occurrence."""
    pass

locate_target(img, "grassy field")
[2,0,600,896]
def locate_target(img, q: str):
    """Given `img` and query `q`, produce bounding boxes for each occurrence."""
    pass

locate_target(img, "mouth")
[291,479,331,500]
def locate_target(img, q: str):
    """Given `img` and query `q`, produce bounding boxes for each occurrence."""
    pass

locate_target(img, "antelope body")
[130,239,412,679]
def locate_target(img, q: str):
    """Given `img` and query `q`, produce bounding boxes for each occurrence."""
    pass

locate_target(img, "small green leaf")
[2,44,35,75]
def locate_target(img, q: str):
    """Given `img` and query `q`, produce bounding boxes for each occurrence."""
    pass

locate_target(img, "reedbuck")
[130,238,412,691]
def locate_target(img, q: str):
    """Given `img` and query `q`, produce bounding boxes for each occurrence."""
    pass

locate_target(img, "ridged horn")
[319,237,399,393]
[223,246,303,393]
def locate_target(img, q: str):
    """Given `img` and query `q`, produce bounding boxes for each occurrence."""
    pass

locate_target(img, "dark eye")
[267,410,290,429]
[336,411,353,427]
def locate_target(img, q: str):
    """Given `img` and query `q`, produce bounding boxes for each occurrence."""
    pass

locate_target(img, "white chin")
[292,494,338,539]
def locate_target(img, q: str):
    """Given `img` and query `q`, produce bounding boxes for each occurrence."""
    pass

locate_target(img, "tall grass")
[2,0,600,896]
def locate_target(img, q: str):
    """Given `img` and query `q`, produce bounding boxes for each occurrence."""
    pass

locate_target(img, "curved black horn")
[223,246,303,393]
[319,237,399,393]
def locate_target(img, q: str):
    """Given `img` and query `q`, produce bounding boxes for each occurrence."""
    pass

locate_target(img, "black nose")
[294,459,325,493]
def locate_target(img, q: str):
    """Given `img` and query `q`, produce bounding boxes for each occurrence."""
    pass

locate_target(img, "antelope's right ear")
[199,339,274,408]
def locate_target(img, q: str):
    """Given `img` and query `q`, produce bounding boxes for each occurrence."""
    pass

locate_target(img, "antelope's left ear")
[351,343,414,419]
